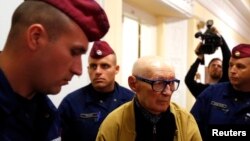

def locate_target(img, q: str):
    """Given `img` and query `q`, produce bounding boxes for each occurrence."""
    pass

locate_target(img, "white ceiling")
[123,0,250,40]
[229,0,250,22]
[197,0,250,40]
[123,0,195,18]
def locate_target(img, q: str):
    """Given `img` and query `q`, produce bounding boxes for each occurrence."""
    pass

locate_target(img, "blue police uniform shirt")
[58,82,135,141]
[0,70,61,141]
[191,82,250,140]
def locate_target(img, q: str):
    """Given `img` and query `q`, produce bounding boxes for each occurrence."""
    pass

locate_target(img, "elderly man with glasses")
[96,56,201,141]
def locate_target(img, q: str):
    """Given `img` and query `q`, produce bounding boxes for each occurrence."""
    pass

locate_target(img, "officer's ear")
[128,76,137,92]
[26,24,48,51]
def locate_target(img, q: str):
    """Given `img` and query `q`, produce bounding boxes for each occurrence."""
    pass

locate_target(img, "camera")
[194,20,222,54]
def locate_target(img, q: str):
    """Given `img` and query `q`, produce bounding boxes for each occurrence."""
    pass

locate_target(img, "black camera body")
[195,20,222,54]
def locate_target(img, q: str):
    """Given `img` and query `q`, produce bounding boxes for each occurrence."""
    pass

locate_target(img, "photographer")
[185,27,231,98]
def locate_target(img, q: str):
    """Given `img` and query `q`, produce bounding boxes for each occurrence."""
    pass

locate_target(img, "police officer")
[191,43,250,141]
[0,0,109,141]
[58,40,135,141]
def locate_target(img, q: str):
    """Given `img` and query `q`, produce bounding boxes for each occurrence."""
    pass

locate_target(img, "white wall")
[0,0,22,48]
[121,3,157,88]
[121,17,139,88]
[163,18,189,108]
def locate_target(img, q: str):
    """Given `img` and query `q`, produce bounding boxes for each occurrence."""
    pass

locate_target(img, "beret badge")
[96,50,103,56]
[234,51,240,57]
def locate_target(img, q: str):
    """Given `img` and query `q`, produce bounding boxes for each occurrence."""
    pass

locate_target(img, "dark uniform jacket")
[0,70,61,141]
[191,82,250,141]
[58,82,134,141]
[185,37,231,98]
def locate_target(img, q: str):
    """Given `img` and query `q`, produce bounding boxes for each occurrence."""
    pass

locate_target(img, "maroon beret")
[232,44,250,58]
[40,0,110,41]
[90,40,115,59]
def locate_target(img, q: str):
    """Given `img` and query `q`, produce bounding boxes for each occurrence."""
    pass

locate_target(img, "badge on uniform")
[80,112,101,122]
[210,101,229,113]
[244,113,250,121]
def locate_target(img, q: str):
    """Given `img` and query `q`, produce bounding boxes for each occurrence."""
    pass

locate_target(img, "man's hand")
[195,42,205,62]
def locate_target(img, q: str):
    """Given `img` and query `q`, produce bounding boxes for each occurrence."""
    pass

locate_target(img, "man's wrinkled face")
[134,66,176,115]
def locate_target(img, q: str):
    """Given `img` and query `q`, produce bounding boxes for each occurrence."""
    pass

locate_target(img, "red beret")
[90,41,115,59]
[40,0,110,41]
[232,44,250,58]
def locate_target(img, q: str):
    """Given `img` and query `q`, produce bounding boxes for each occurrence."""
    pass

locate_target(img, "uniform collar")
[0,69,19,114]
[0,69,57,117]
[85,82,119,103]
[223,83,250,100]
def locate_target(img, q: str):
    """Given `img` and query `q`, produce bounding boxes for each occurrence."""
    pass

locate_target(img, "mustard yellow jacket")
[96,100,202,141]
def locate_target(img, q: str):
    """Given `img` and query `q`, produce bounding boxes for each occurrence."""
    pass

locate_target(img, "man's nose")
[72,58,82,76]
[161,85,172,96]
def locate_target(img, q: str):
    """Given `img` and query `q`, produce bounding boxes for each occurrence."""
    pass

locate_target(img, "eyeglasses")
[134,75,180,92]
